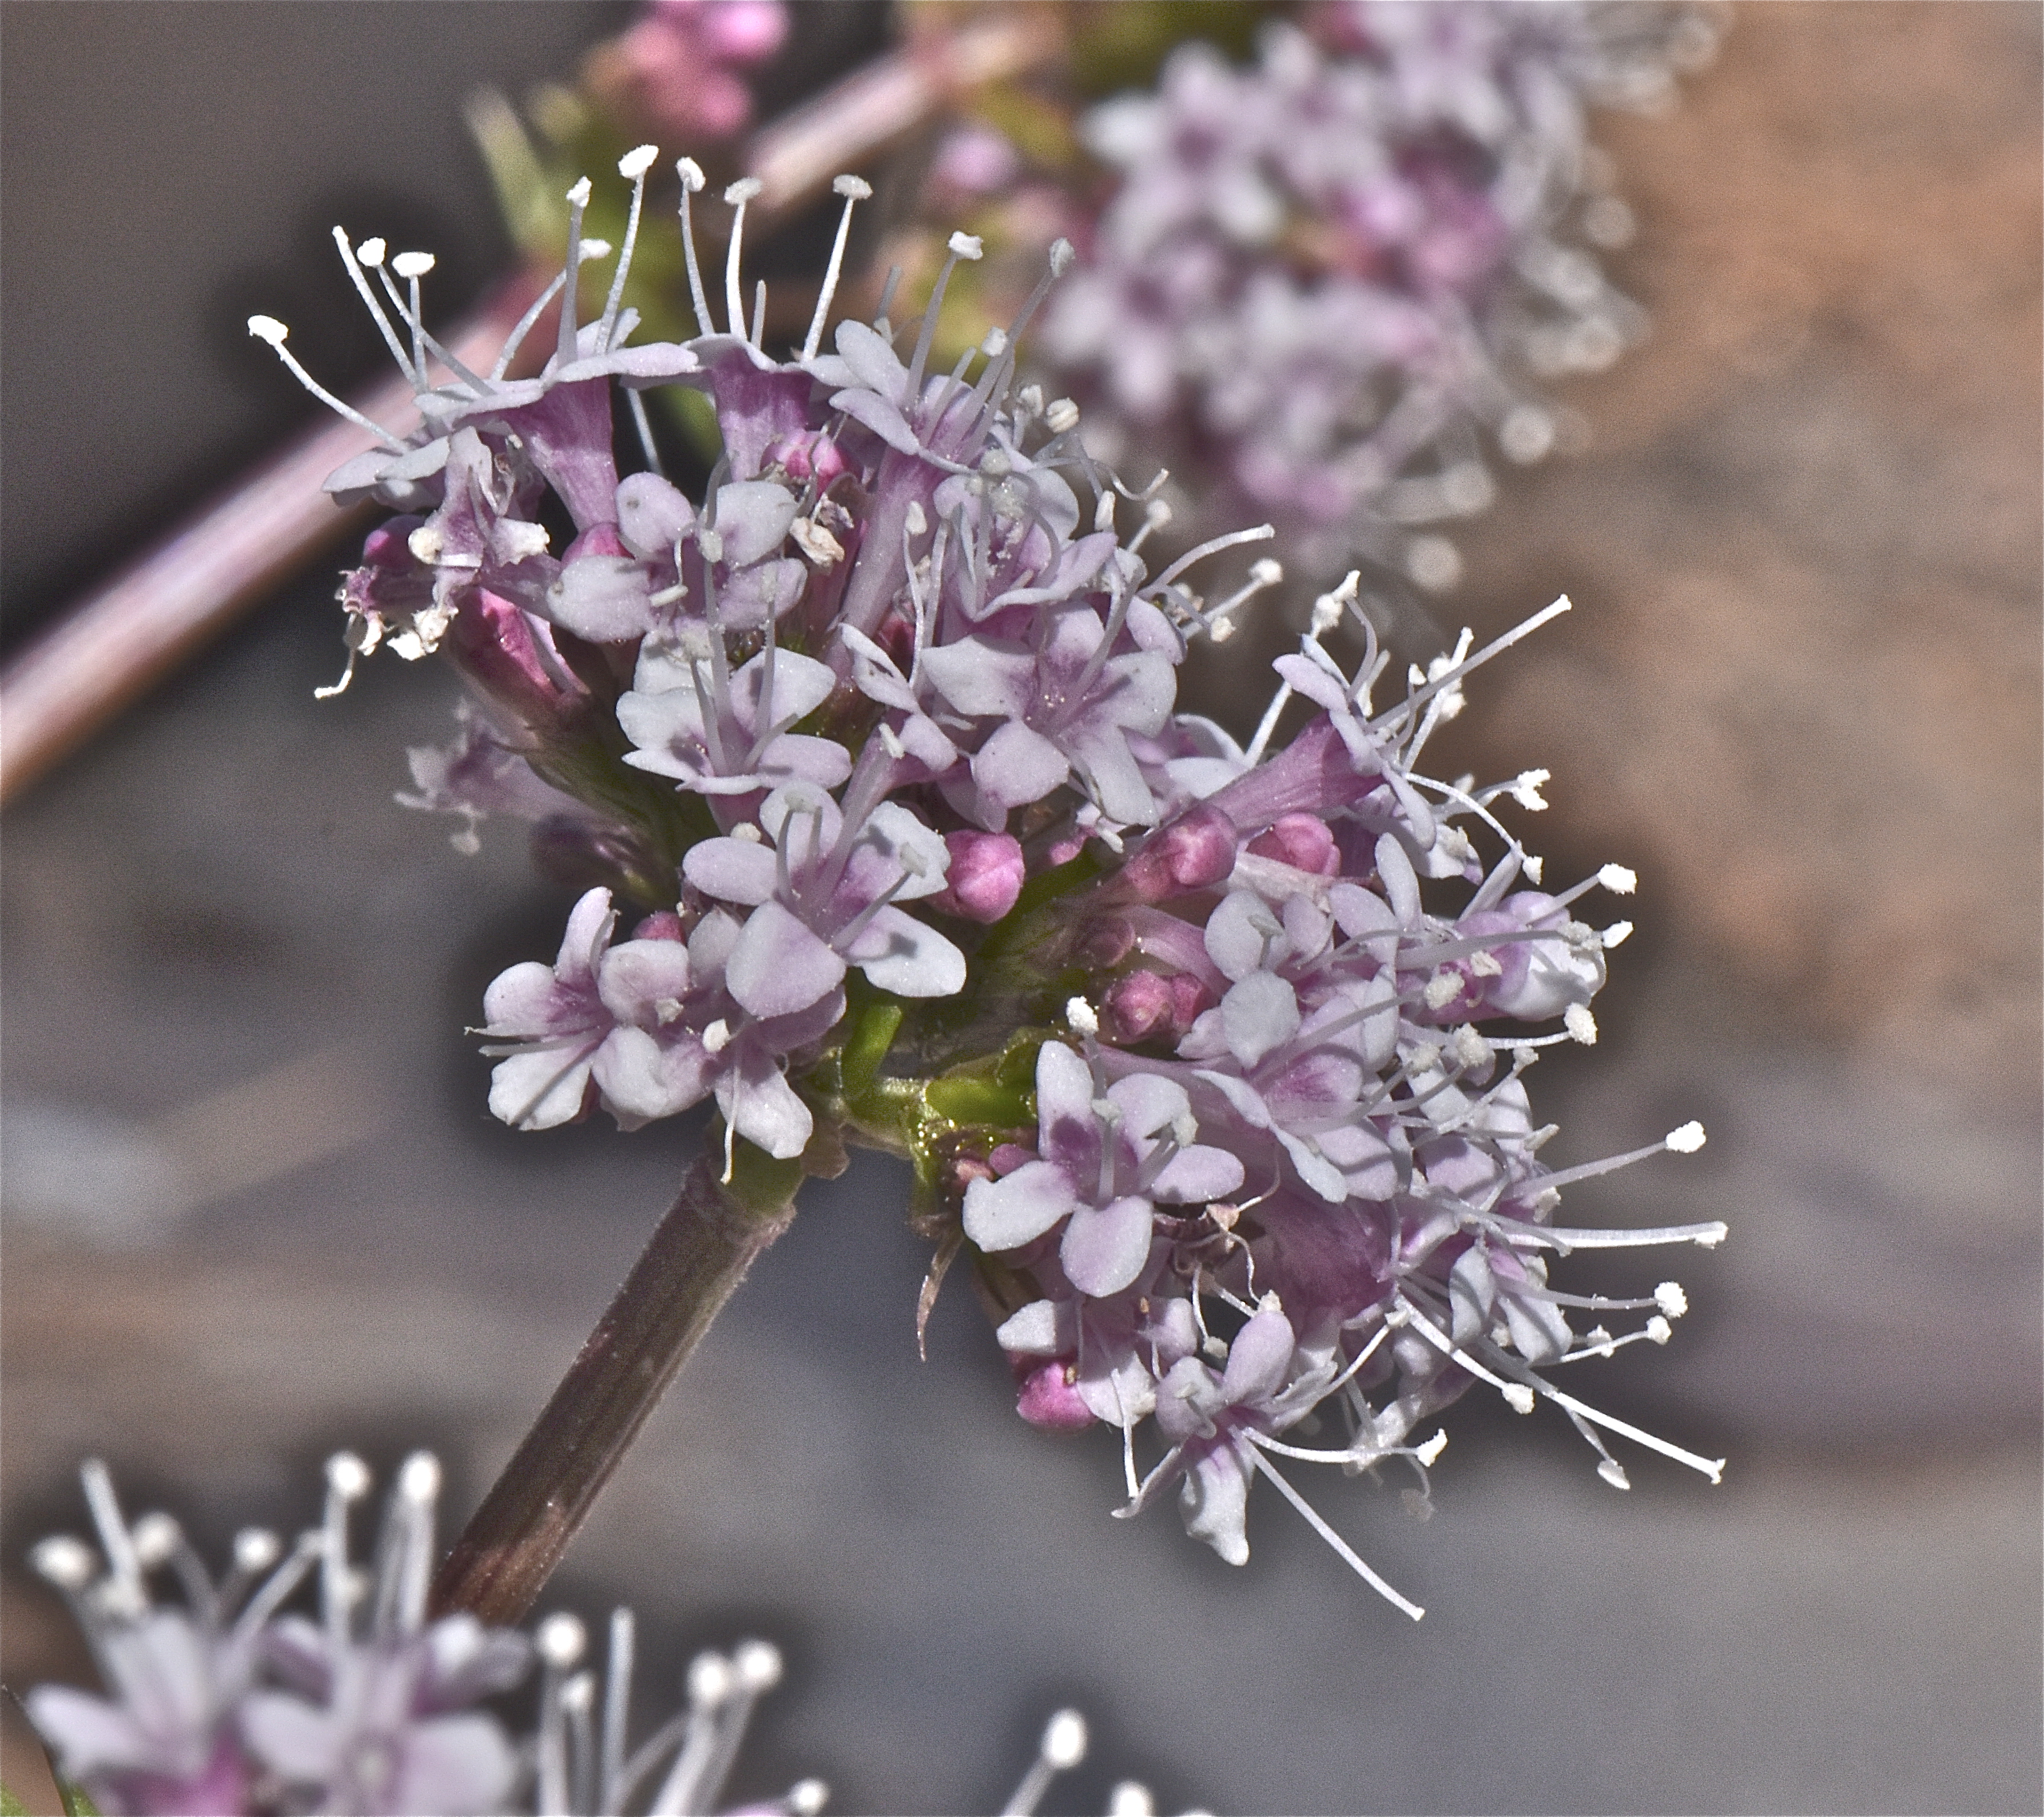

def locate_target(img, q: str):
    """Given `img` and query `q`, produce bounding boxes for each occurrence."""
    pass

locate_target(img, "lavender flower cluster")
[250,149,1721,1611]
[1037,0,1720,590]
[24,1457,1152,1817]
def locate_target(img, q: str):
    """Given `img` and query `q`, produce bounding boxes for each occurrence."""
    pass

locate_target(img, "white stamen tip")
[904,501,928,536]
[31,1535,97,1591]
[1044,398,1080,433]
[676,157,706,192]
[566,177,592,206]
[1645,1315,1673,1344]
[689,1652,735,1707]
[1414,1428,1449,1466]
[734,1639,783,1689]
[131,1512,182,1567]
[1597,1458,1633,1490]
[1597,863,1639,895]
[731,822,764,843]
[724,177,763,206]
[1655,1281,1689,1318]
[233,1528,281,1573]
[561,1672,596,1714]
[1048,237,1075,276]
[325,1453,372,1501]
[1602,919,1634,949]
[947,230,985,260]
[1504,1383,1536,1414]
[1664,1121,1707,1154]
[1522,854,1545,884]
[618,144,659,180]
[397,1452,442,1503]
[789,1779,830,1815]
[1310,594,1344,636]
[356,237,387,267]
[391,251,435,279]
[980,326,1009,357]
[536,1611,586,1667]
[832,173,872,199]
[1250,557,1283,585]
[1107,1784,1156,1817]
[1065,996,1099,1036]
[1564,1003,1598,1045]
[246,314,289,345]
[702,1018,733,1055]
[1041,1709,1088,1768]
[577,237,613,263]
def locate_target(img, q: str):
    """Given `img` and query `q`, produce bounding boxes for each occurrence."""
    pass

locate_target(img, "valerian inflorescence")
[250,148,1723,1613]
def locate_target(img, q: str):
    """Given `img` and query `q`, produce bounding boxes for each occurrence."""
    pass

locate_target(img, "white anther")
[1503,1383,1536,1414]
[791,518,844,567]
[131,1513,182,1568]
[1469,949,1503,977]
[1645,1316,1673,1345]
[618,144,659,180]
[407,524,445,564]
[391,251,436,280]
[31,1536,96,1591]
[1424,971,1462,1011]
[561,1672,596,1715]
[654,996,683,1025]
[788,1779,829,1815]
[689,1651,735,1707]
[498,520,551,562]
[1250,557,1283,586]
[397,1452,442,1504]
[1597,1458,1633,1490]
[537,1611,586,1668]
[1016,383,1044,416]
[234,1528,281,1573]
[980,326,1009,357]
[734,1639,783,1689]
[246,314,290,345]
[677,157,706,193]
[696,527,724,564]
[566,177,592,206]
[904,501,928,536]
[1664,1121,1707,1154]
[577,238,613,263]
[1108,1783,1155,1817]
[1171,1109,1198,1148]
[1256,1290,1284,1316]
[947,230,985,260]
[1044,397,1079,433]
[356,237,388,267]
[325,1453,372,1501]
[1602,920,1634,949]
[1564,1004,1598,1045]
[1522,854,1545,884]
[1210,619,1237,643]
[832,173,873,199]
[1509,769,1551,811]
[702,1019,733,1055]
[1452,1025,1492,1069]
[1040,1709,1087,1769]
[1655,1281,1689,1318]
[1048,237,1075,276]
[724,178,763,206]
[1310,592,1344,637]
[1093,492,1116,533]
[1597,863,1638,895]
[731,822,764,843]
[1065,996,1099,1036]
[1414,1429,1449,1466]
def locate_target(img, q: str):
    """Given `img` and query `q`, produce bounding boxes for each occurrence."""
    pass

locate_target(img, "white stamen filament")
[723,178,762,340]
[802,174,873,362]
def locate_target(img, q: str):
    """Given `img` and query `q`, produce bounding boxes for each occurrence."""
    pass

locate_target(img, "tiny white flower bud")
[1597,863,1638,894]
[1664,1121,1707,1154]
[1040,1709,1087,1769]
[618,144,659,180]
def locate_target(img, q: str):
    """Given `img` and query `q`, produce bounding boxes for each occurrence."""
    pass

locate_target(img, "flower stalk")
[430,1141,802,1627]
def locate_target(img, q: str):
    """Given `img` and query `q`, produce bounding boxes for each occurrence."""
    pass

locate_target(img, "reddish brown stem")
[429,1147,800,1627]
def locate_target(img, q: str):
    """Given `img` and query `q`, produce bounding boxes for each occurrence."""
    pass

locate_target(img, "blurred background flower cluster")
[1,3,2037,1812]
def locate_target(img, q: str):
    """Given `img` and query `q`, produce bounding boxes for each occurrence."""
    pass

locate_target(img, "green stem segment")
[430,1143,802,1627]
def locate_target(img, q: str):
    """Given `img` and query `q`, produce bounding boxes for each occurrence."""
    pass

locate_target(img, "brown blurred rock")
[1435,1,2042,1102]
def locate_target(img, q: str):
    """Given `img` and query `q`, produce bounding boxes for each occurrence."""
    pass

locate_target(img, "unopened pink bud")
[1103,970,1177,1044]
[562,522,631,563]
[1012,1356,1095,1431]
[1115,805,1238,902]
[1247,811,1340,876]
[631,911,686,943]
[930,830,1025,924]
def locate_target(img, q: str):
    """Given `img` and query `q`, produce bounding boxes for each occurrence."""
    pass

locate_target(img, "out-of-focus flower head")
[586,2,790,148]
[21,1458,1175,1816]
[248,146,1721,1607]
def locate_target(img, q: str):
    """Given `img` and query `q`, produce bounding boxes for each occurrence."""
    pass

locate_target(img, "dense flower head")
[23,1457,1169,1817]
[254,147,1722,1606]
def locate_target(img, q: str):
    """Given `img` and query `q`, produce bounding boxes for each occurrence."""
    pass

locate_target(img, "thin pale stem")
[430,1143,802,1627]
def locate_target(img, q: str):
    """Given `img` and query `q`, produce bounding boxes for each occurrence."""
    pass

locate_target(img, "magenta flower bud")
[930,830,1025,924]
[1112,805,1238,903]
[631,910,686,943]
[1247,811,1341,877]
[1101,969,1178,1044]
[1012,1356,1096,1432]
[562,521,631,564]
